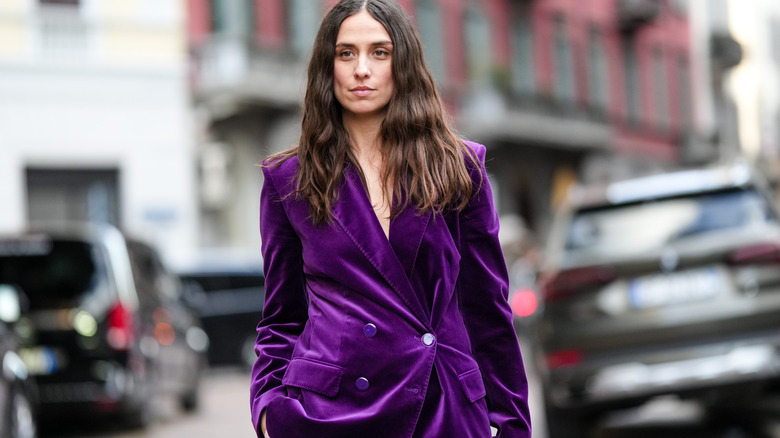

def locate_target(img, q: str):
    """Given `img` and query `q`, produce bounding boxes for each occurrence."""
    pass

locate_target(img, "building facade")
[0,0,197,268]
[718,0,780,169]
[187,0,706,249]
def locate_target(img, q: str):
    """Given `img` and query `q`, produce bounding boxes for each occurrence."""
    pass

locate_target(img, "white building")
[688,0,780,170]
[724,0,780,166]
[0,0,198,269]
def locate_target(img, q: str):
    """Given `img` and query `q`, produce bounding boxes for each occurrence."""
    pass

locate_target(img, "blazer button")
[362,323,377,338]
[355,377,369,391]
[421,333,435,347]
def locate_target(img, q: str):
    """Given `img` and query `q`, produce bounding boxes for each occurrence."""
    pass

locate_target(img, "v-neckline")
[349,160,392,242]
[375,205,391,241]
[367,190,391,242]
[331,164,434,323]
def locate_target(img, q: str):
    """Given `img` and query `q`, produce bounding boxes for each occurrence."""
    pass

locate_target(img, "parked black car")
[179,267,264,369]
[0,284,37,438]
[0,223,208,428]
[536,163,780,437]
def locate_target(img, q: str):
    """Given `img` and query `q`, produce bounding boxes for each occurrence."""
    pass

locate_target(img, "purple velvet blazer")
[250,141,531,438]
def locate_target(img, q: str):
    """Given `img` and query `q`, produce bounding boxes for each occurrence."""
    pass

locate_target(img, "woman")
[250,1,531,437]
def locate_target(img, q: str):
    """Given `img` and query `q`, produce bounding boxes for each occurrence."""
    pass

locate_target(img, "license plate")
[19,347,67,375]
[629,268,720,309]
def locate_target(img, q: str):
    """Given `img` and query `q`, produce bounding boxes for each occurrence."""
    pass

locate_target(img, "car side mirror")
[0,284,22,324]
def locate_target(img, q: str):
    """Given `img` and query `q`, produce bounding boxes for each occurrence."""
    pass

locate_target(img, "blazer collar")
[332,163,432,325]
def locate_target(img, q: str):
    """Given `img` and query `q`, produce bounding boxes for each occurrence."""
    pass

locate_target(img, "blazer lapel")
[331,164,430,326]
[388,198,431,281]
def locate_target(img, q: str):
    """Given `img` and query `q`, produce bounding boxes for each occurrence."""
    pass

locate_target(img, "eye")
[374,49,391,57]
[337,49,354,58]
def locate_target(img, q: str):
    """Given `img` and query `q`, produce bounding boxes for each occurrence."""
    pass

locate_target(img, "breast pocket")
[282,357,344,398]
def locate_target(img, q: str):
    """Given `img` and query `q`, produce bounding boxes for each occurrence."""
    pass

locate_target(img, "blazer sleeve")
[250,165,309,433]
[458,143,532,438]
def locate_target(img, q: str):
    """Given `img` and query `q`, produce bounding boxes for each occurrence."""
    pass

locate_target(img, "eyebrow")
[335,40,393,48]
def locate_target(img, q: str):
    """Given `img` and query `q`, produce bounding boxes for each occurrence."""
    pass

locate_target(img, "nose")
[354,55,370,78]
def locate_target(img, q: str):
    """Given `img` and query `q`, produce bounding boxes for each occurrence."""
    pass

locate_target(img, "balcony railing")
[191,36,307,115]
[618,0,660,32]
[458,88,612,150]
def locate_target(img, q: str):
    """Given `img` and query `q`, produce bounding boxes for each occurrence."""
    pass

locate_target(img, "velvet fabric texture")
[250,141,531,437]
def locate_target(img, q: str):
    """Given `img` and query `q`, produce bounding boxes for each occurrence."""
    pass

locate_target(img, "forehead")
[336,9,391,43]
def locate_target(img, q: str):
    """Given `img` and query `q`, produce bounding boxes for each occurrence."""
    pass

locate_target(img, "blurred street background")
[2,0,780,437]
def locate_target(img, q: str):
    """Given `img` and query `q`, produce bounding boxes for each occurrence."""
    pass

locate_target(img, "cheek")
[332,69,348,103]
[333,67,346,88]
[381,67,394,90]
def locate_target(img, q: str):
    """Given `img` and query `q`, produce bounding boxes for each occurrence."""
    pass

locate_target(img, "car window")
[0,237,110,309]
[566,188,775,259]
[184,274,264,293]
[130,241,183,304]
[127,241,168,309]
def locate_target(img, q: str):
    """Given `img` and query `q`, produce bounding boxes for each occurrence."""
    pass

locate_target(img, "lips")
[351,86,374,97]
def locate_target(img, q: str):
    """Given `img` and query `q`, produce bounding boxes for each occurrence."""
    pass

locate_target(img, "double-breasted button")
[362,323,377,338]
[355,377,369,391]
[421,333,435,347]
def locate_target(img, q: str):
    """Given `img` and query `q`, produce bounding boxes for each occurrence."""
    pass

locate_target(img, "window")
[510,6,535,97]
[622,39,641,124]
[464,5,492,86]
[652,46,669,129]
[566,188,772,260]
[671,0,688,15]
[37,0,87,58]
[677,55,692,129]
[39,0,79,4]
[26,168,119,226]
[127,241,166,308]
[211,0,254,38]
[415,0,446,85]
[288,0,321,55]
[587,26,608,111]
[553,15,574,104]
[772,19,780,63]
[0,239,110,310]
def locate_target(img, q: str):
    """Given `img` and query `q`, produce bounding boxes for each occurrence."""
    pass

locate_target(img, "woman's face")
[333,9,394,122]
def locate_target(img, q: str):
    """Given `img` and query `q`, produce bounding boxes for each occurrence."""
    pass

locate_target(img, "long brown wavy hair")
[265,0,479,224]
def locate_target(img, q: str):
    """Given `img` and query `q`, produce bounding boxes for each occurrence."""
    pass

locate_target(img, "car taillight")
[106,301,134,351]
[545,349,584,369]
[510,289,538,318]
[541,266,616,302]
[728,242,780,265]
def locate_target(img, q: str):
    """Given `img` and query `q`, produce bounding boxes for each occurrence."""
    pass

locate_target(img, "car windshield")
[0,237,108,309]
[565,188,776,260]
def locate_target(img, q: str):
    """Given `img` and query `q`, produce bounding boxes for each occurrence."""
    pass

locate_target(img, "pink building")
[185,0,700,244]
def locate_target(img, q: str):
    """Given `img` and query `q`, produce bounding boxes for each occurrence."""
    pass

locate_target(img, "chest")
[360,164,391,239]
[283,184,461,281]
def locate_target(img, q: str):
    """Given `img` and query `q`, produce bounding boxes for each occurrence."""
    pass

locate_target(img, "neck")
[343,112,384,160]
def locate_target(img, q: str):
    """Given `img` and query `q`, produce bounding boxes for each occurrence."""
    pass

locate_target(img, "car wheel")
[241,334,257,371]
[179,380,200,413]
[125,395,155,429]
[10,389,37,438]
